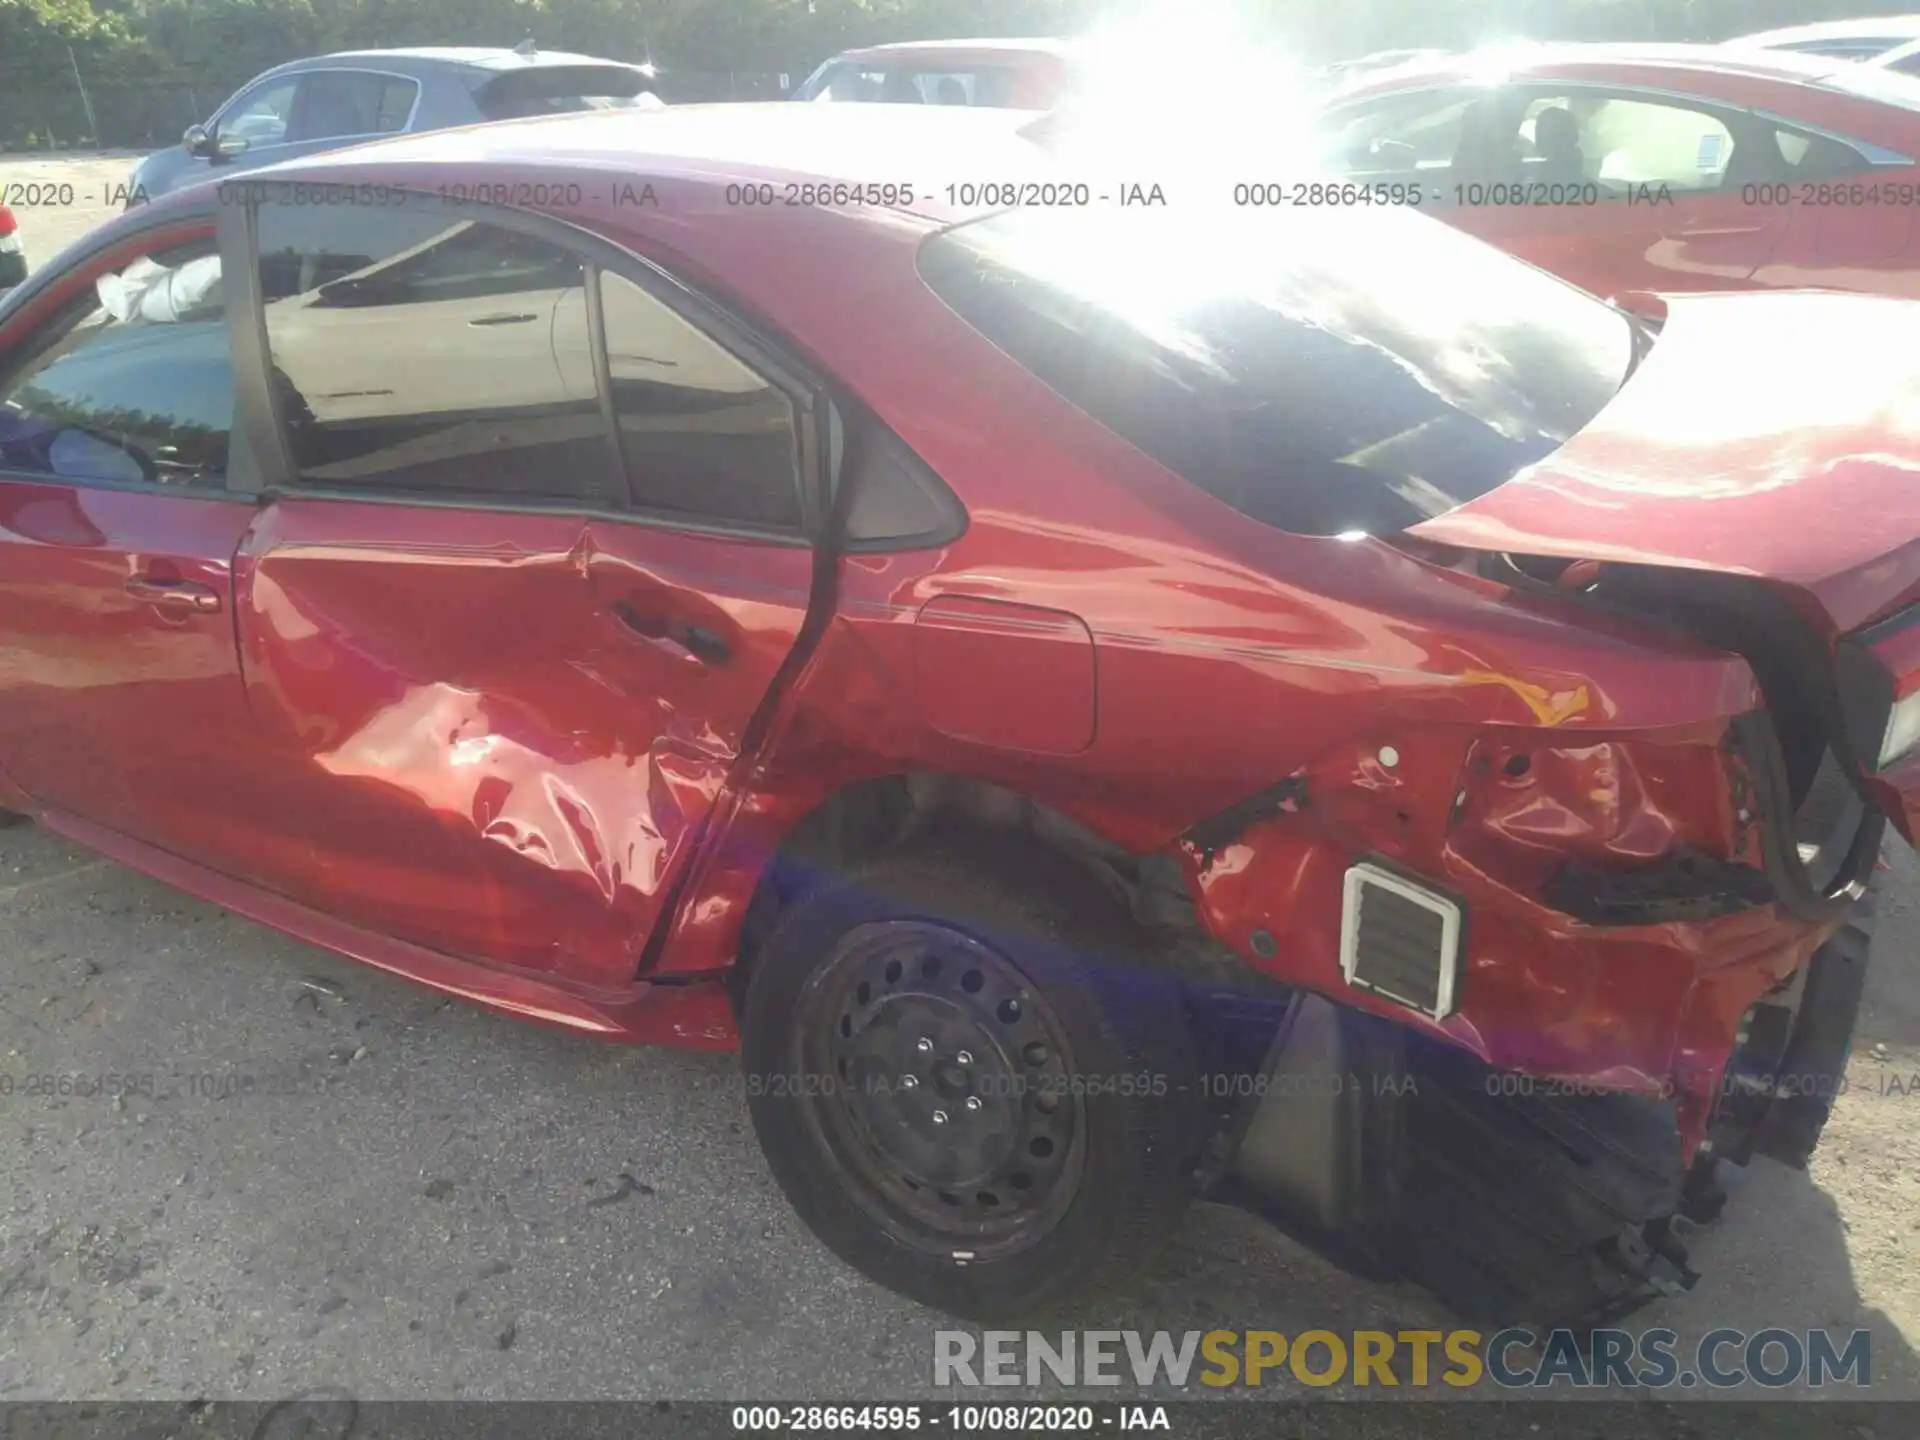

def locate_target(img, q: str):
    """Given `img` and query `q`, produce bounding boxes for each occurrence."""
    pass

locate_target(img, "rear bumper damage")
[1202,872,1877,1329]
[1181,706,1877,1161]
[1211,992,1694,1327]
[1181,694,1886,1327]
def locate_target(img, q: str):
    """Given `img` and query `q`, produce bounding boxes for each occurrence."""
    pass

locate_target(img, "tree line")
[0,0,1908,149]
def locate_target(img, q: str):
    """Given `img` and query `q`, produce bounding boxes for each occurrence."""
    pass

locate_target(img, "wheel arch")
[711,771,1257,1010]
[734,773,1150,968]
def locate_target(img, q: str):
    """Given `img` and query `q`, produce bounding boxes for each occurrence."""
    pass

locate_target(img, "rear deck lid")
[1409,290,1920,633]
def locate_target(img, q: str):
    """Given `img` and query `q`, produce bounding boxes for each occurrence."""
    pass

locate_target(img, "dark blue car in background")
[126,44,659,204]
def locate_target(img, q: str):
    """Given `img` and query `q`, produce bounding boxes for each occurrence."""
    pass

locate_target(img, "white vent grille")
[1340,862,1463,1021]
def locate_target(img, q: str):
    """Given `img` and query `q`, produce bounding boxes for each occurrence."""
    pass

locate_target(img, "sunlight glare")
[1051,3,1327,191]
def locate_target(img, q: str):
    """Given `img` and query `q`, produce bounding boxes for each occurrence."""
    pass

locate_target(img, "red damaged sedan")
[1316,43,1920,303]
[0,105,1913,1328]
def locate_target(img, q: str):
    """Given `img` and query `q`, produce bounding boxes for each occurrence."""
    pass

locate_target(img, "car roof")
[1322,40,1920,137]
[1336,47,1451,63]
[833,36,1075,63]
[271,101,1050,220]
[1326,39,1880,99]
[264,46,636,77]
[1733,15,1920,47]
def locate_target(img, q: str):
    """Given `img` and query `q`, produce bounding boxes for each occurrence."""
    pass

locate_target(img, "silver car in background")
[126,45,658,204]
[1730,14,1920,73]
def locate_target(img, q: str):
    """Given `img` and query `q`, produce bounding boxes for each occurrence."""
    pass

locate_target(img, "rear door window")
[291,70,418,141]
[918,205,1635,538]
[250,197,807,531]
[256,204,608,504]
[598,271,803,530]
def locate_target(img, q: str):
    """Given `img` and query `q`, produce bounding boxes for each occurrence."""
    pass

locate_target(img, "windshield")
[918,204,1635,537]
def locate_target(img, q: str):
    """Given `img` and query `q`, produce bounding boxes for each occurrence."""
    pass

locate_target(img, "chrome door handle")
[126,577,222,614]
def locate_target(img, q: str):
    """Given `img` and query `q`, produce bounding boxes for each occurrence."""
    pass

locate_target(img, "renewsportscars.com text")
[934,1328,1872,1390]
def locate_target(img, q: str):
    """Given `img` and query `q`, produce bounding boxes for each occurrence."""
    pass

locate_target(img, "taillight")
[1837,603,1920,771]
[0,205,18,254]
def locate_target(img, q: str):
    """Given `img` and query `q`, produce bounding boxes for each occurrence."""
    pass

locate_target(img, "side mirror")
[182,123,213,156]
[214,132,250,159]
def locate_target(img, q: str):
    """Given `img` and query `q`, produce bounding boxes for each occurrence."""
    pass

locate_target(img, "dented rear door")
[227,192,817,984]
[234,500,812,982]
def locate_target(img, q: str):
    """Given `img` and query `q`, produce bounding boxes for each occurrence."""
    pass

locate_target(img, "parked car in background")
[1730,14,1920,68]
[0,207,23,292]
[1322,46,1454,84]
[126,44,658,203]
[1315,43,1920,302]
[791,38,1075,108]
[1867,36,1920,76]
[0,103,1908,1333]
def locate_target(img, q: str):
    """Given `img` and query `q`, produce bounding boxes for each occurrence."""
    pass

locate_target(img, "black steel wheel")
[795,918,1086,1260]
[743,837,1203,1320]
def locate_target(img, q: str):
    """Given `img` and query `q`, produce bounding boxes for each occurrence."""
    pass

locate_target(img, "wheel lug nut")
[932,1109,948,1125]
[957,1051,973,1065]
[901,1075,918,1089]
[965,1097,982,1112]
[917,1038,934,1054]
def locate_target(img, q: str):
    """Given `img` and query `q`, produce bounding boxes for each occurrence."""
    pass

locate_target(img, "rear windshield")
[476,65,651,120]
[1823,60,1920,106]
[917,205,1634,537]
[795,60,1023,106]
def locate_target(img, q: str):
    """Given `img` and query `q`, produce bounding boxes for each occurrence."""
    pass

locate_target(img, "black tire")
[1753,850,1882,1169]
[742,836,1204,1321]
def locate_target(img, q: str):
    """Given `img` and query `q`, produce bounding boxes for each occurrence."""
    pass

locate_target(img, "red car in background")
[0,104,1914,1332]
[1317,43,1920,302]
[0,206,24,292]
[790,38,1075,108]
